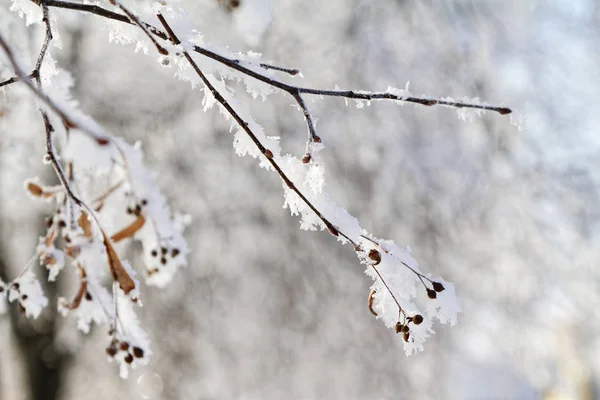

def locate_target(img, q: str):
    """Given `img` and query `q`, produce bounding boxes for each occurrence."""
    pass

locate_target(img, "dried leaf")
[103,233,135,294]
[111,215,145,243]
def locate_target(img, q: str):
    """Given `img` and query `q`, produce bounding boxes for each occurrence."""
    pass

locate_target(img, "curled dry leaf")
[368,289,378,316]
[78,211,93,237]
[102,232,135,295]
[61,264,87,310]
[111,215,145,243]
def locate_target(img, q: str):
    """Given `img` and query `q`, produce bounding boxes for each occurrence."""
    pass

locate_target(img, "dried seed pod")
[124,353,134,364]
[368,249,381,265]
[301,154,311,164]
[432,281,445,292]
[427,288,437,299]
[132,346,144,358]
[412,314,424,325]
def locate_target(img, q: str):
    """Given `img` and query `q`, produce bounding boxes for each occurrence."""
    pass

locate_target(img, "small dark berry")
[412,314,424,325]
[403,331,410,342]
[126,207,133,215]
[161,247,168,255]
[141,199,148,206]
[401,324,410,333]
[124,353,134,364]
[12,283,20,290]
[432,281,445,292]
[106,345,117,357]
[171,248,180,258]
[427,288,437,299]
[21,294,28,301]
[119,341,130,351]
[45,217,53,228]
[134,204,142,216]
[132,346,144,358]
[160,258,167,265]
[368,249,381,265]
[151,249,158,257]
[58,220,67,228]
[85,292,93,301]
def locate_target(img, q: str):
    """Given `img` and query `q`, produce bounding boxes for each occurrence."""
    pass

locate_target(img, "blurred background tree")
[1,0,599,399]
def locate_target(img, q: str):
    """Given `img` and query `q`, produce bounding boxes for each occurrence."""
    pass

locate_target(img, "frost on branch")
[1,0,513,377]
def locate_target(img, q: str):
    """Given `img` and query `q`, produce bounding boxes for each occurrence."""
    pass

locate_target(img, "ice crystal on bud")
[6,271,48,319]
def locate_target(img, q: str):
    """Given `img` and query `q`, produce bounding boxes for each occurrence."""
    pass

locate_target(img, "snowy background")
[1,0,599,399]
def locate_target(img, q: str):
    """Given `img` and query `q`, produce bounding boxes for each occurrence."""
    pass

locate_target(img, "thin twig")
[107,0,168,55]
[157,13,358,247]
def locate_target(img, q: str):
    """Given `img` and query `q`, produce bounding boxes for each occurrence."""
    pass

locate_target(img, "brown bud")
[132,346,144,358]
[427,288,437,299]
[403,331,410,342]
[368,249,381,265]
[106,345,117,358]
[264,149,273,159]
[301,154,311,164]
[395,322,403,334]
[96,137,110,146]
[432,281,445,292]
[498,108,512,115]
[124,353,134,364]
[312,135,322,143]
[327,226,339,237]
[412,314,423,325]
